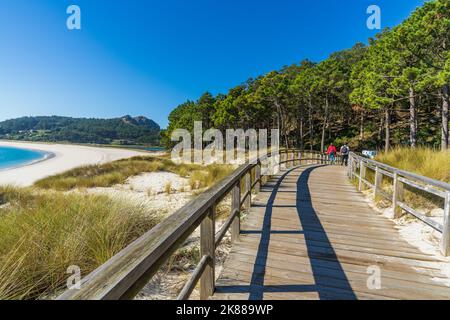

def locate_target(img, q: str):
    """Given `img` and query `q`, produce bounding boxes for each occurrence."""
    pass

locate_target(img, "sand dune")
[0,141,147,186]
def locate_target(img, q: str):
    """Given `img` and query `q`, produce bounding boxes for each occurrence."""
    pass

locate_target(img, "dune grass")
[366,147,450,212]
[0,187,163,300]
[0,156,236,299]
[35,156,235,191]
[375,147,450,183]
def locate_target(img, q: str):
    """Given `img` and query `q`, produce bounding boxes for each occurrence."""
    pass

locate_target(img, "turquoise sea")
[0,146,49,170]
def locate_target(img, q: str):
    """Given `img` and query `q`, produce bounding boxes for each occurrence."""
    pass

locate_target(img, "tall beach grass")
[368,147,450,212]
[0,187,163,299]
[375,147,450,183]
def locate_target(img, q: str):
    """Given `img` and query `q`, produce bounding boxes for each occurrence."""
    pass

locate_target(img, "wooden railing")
[57,149,333,300]
[348,152,450,256]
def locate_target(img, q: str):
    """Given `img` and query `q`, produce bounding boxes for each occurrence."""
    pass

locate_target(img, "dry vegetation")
[360,147,449,213]
[35,156,234,191]
[0,156,236,300]
[0,187,163,300]
[375,147,450,183]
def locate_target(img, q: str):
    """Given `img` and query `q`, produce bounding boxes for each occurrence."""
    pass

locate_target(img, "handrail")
[348,152,450,256]
[57,149,329,300]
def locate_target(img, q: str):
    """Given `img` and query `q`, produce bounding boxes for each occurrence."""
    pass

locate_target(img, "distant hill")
[0,115,161,145]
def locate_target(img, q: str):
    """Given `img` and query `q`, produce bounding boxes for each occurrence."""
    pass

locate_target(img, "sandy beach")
[0,141,148,186]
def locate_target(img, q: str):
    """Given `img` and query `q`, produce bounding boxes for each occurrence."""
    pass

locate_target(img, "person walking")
[326,143,337,165]
[340,143,350,166]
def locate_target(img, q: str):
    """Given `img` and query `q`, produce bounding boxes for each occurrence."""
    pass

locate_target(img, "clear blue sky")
[0,0,425,128]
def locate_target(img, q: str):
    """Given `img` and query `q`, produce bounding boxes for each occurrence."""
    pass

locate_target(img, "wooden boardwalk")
[212,165,450,300]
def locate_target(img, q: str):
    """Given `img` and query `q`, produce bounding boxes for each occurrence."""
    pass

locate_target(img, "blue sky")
[0,0,425,128]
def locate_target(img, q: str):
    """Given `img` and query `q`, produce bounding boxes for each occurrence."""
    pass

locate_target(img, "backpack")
[341,146,349,155]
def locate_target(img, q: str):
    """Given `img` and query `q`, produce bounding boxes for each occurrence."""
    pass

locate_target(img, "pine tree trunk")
[409,86,417,148]
[275,101,281,140]
[299,111,304,151]
[308,97,314,151]
[385,108,391,153]
[379,111,384,142]
[283,113,290,149]
[442,84,449,150]
[360,110,365,141]
[321,96,329,153]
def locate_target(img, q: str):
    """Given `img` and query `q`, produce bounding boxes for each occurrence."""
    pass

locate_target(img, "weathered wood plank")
[213,165,450,300]
[200,206,215,299]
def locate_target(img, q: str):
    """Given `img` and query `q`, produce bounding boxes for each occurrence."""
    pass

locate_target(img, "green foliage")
[0,115,161,145]
[163,0,449,152]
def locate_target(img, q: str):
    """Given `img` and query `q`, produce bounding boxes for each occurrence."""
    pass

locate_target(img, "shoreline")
[0,147,56,172]
[0,140,148,187]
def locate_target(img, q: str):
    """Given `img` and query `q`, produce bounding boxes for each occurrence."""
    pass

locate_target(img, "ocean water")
[0,146,49,170]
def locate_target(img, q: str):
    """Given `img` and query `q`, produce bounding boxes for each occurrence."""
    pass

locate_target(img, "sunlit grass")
[35,156,235,191]
[368,147,450,212]
[1,156,236,299]
[0,187,163,300]
[375,147,450,183]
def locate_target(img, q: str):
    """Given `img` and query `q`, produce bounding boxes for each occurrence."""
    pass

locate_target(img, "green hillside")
[0,115,161,145]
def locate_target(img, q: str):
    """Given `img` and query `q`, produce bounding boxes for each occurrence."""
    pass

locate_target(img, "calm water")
[0,146,49,170]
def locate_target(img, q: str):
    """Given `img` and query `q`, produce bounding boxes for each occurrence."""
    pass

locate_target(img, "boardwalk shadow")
[295,166,356,300]
[215,165,356,300]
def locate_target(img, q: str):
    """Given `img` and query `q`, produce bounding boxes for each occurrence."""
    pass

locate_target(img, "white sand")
[0,140,147,186]
[126,172,190,194]
[360,190,450,285]
[84,171,193,215]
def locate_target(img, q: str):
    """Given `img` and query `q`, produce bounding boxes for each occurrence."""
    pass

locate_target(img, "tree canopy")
[164,0,449,151]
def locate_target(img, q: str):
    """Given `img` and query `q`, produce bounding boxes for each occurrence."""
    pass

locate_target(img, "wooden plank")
[244,173,251,209]
[224,248,450,288]
[374,166,382,199]
[213,164,450,301]
[200,206,215,300]
[254,164,261,193]
[441,192,450,256]
[178,255,211,300]
[219,259,450,300]
[237,233,436,261]
[393,172,404,219]
[398,201,443,232]
[231,183,241,244]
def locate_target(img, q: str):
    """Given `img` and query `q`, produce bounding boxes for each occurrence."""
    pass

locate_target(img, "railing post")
[374,165,382,199]
[348,155,353,178]
[298,150,302,165]
[392,172,404,219]
[255,163,261,194]
[244,172,251,209]
[286,151,291,169]
[200,205,215,300]
[440,192,450,256]
[231,183,241,243]
[358,160,365,191]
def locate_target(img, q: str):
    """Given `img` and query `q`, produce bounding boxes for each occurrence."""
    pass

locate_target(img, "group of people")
[326,143,350,166]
